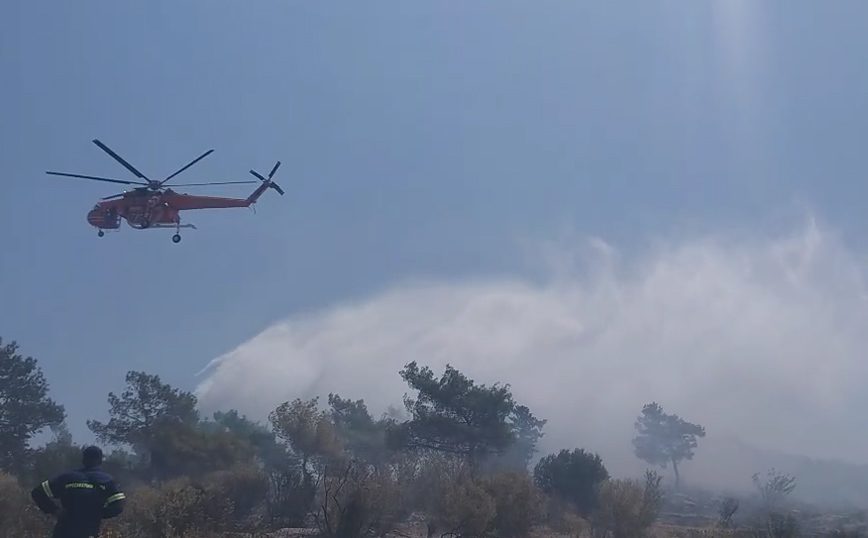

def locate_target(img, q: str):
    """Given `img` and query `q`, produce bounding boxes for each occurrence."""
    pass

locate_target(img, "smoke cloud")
[194,217,868,494]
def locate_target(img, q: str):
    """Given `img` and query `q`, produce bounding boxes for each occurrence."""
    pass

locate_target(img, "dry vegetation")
[6,462,842,538]
[2,337,866,538]
[0,463,673,538]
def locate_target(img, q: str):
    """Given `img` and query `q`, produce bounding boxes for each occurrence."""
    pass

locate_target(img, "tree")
[327,393,397,468]
[0,337,65,474]
[27,422,82,484]
[631,402,705,487]
[533,448,609,516]
[267,397,343,523]
[393,362,541,468]
[87,370,200,480]
[87,370,199,450]
[100,448,138,487]
[207,408,315,527]
[494,404,547,471]
[268,397,342,468]
[210,409,287,468]
[147,420,256,480]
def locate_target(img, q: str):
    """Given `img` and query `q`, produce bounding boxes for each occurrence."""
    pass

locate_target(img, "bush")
[418,457,496,538]
[403,453,454,519]
[562,511,591,538]
[590,469,664,538]
[534,448,609,517]
[718,497,739,529]
[0,472,51,538]
[264,459,317,528]
[114,475,234,538]
[545,497,585,535]
[0,472,23,532]
[431,477,496,538]
[386,452,424,521]
[745,469,800,538]
[826,530,868,538]
[313,459,403,538]
[745,511,800,538]
[202,463,270,530]
[480,470,546,537]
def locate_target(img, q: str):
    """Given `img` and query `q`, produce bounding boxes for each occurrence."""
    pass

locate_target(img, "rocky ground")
[254,491,868,538]
[661,489,868,536]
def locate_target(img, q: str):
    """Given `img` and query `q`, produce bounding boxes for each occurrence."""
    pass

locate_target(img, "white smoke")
[194,217,868,490]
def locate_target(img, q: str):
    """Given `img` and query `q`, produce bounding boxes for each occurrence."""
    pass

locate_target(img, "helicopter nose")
[87,208,104,227]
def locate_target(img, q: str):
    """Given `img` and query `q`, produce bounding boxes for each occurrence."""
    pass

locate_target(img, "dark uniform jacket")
[31,467,126,538]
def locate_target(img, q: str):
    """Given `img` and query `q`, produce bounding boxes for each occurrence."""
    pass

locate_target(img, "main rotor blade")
[268,161,281,178]
[161,149,215,185]
[101,192,126,200]
[170,180,258,186]
[92,139,150,180]
[45,171,146,186]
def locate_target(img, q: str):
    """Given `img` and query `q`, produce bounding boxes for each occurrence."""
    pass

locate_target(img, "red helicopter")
[46,139,285,243]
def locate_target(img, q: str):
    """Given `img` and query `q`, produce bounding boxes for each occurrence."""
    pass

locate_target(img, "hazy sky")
[4,1,868,474]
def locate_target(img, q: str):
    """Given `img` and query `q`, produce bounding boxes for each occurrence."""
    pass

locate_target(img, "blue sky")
[3,1,868,451]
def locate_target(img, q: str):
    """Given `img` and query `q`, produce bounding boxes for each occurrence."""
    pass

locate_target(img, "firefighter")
[31,445,126,538]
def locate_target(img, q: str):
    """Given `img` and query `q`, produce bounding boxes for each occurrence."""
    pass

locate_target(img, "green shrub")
[534,448,609,517]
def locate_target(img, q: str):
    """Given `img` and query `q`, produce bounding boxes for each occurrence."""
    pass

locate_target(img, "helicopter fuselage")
[87,192,179,230]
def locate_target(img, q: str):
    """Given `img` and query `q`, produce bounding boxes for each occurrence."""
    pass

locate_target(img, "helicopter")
[45,139,285,243]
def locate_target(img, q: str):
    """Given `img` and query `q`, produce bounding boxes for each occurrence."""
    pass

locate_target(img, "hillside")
[677,434,868,509]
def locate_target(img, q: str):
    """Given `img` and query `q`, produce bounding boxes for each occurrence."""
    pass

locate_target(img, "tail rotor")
[249,161,285,196]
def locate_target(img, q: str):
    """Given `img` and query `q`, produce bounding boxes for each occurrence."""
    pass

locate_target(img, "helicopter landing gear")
[172,219,182,244]
[141,219,151,229]
[98,230,105,237]
[167,220,194,243]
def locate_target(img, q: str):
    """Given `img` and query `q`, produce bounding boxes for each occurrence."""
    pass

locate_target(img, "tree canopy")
[87,370,199,449]
[0,338,65,474]
[631,402,706,487]
[392,361,546,469]
[534,448,609,516]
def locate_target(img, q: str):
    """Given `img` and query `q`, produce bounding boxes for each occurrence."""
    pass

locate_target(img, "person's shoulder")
[51,469,78,482]
[85,469,117,484]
